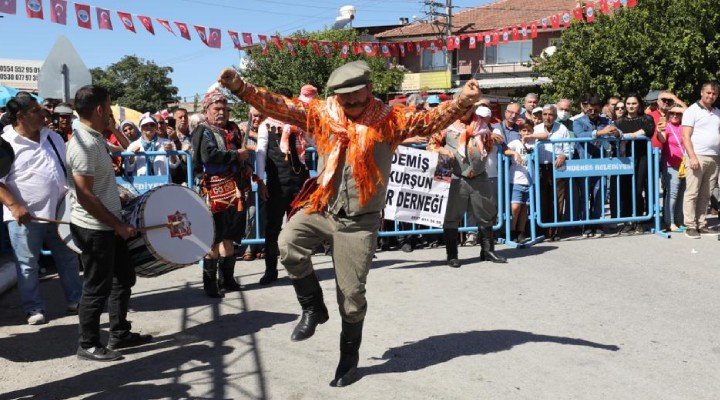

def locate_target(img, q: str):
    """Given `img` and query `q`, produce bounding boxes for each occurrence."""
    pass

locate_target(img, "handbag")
[678,158,686,179]
[287,176,319,220]
[668,125,686,179]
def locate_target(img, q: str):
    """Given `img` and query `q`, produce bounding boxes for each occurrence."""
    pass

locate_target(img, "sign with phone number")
[0,59,43,91]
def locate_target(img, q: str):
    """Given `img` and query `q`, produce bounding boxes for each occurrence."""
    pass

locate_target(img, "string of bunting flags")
[1,0,637,56]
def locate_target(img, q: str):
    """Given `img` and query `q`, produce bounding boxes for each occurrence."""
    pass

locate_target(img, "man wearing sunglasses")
[648,91,687,144]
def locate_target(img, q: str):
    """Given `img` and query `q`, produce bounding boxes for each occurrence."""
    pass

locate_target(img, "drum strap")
[47,136,67,178]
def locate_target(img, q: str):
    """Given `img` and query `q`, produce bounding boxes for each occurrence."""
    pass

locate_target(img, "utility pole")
[421,1,453,80]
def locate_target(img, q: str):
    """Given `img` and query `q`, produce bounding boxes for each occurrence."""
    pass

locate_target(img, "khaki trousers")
[683,154,720,229]
[443,176,497,229]
[279,209,380,323]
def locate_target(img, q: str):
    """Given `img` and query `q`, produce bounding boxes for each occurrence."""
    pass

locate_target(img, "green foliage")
[90,55,179,113]
[239,28,405,98]
[533,0,720,104]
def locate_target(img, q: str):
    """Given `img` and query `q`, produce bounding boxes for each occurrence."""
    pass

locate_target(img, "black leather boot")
[259,249,279,285]
[219,256,242,291]
[290,274,329,341]
[202,258,224,298]
[444,228,461,268]
[481,227,507,263]
[330,319,364,387]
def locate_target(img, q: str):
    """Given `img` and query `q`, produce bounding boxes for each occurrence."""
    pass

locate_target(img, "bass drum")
[123,184,214,277]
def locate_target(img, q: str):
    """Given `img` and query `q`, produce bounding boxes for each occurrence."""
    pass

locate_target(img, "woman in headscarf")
[126,113,179,176]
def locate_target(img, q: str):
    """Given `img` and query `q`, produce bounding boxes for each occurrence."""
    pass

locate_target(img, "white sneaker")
[27,310,46,325]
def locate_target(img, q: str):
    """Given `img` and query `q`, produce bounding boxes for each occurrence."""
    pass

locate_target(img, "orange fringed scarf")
[300,96,409,214]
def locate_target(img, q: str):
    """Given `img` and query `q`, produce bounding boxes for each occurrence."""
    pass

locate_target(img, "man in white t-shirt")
[681,81,720,238]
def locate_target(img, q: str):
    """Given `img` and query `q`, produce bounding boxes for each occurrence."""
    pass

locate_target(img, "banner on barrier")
[554,157,634,178]
[384,146,451,227]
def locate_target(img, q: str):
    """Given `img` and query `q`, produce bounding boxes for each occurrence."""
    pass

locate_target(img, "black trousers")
[264,186,295,260]
[71,225,136,349]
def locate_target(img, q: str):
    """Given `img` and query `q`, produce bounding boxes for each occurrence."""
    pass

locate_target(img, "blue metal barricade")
[114,150,193,194]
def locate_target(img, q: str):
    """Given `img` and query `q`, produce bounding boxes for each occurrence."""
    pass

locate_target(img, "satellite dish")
[37,36,92,101]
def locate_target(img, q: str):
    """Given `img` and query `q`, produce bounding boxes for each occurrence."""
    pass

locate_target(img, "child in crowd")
[503,120,534,243]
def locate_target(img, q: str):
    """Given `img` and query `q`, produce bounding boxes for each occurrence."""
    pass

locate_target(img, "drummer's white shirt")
[0,126,67,222]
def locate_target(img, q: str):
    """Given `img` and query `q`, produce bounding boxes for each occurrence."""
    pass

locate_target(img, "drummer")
[0,92,82,326]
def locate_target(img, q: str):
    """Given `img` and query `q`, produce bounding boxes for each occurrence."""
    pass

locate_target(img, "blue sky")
[1,0,488,102]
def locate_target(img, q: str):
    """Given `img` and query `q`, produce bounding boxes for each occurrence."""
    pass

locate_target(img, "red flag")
[25,0,43,19]
[49,0,66,25]
[492,31,500,45]
[362,42,375,57]
[333,41,339,51]
[585,4,595,22]
[229,31,241,49]
[96,7,112,30]
[208,28,221,48]
[612,0,621,8]
[298,38,308,47]
[242,32,253,46]
[530,21,538,38]
[194,26,208,45]
[117,11,134,32]
[446,36,455,51]
[541,17,548,30]
[398,43,406,57]
[353,42,362,55]
[454,36,461,49]
[157,19,175,35]
[321,41,331,58]
[484,32,491,47]
[437,39,444,51]
[429,40,438,54]
[562,11,571,28]
[74,3,91,29]
[341,42,349,59]
[627,0,637,7]
[573,6,583,21]
[270,35,282,50]
[551,14,560,29]
[468,35,476,49]
[521,24,528,39]
[175,22,191,40]
[502,29,509,44]
[0,0,17,15]
[284,38,296,56]
[138,15,154,35]
[381,42,391,58]
[415,42,421,56]
[390,43,398,57]
[599,0,610,14]
[258,35,269,55]
[310,40,321,56]
[407,42,414,53]
[511,26,519,41]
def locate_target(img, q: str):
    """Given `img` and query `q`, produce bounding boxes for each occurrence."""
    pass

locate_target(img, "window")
[484,40,532,65]
[421,49,447,71]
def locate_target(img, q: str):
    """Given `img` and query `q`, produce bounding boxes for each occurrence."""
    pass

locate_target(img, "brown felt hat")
[326,61,371,94]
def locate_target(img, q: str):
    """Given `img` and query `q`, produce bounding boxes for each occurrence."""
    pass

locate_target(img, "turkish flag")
[138,15,154,35]
[49,0,66,25]
[242,32,253,46]
[285,38,296,56]
[530,22,538,38]
[157,19,175,35]
[521,24,528,39]
[468,35,476,49]
[502,29,509,44]
[585,4,595,23]
[627,0,637,7]
[612,0,621,8]
[0,0,17,15]
[562,11,571,28]
[298,38,308,47]
[96,7,112,30]
[194,26,208,45]
[311,41,321,56]
[341,42,349,59]
[492,31,500,45]
[511,26,519,41]
[258,35,269,55]
[321,41,331,58]
[117,11,134,32]
[175,22,191,40]
[229,31,241,49]
[362,42,375,57]
[599,0,610,14]
[25,0,43,19]
[74,3,91,29]
[270,35,282,50]
[333,41,339,51]
[574,7,583,21]
[446,37,455,51]
[208,28,221,48]
[551,14,560,29]
[353,42,362,55]
[407,42,414,53]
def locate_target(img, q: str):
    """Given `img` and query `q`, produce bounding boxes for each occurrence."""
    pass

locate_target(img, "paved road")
[0,226,719,400]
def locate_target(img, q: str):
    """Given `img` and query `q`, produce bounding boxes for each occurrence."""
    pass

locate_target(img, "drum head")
[56,193,81,254]
[138,184,214,265]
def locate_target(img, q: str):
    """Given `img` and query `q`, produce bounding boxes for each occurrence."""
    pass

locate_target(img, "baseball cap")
[426,95,441,105]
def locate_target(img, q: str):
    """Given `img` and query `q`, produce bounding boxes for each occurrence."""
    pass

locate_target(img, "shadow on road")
[360,329,619,381]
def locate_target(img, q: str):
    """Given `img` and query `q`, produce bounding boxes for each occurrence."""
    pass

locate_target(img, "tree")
[239,28,405,99]
[90,56,179,112]
[533,0,720,104]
